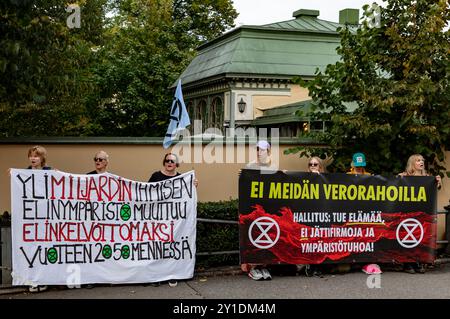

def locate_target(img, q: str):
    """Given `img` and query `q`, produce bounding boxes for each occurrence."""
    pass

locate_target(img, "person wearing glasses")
[302,156,326,277]
[147,153,198,287]
[148,153,180,182]
[87,151,109,174]
[83,150,110,289]
[307,156,325,174]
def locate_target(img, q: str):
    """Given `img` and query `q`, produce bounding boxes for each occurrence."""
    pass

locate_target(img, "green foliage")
[289,0,450,176]
[0,0,237,137]
[0,0,106,137]
[173,0,238,45]
[85,0,237,136]
[196,200,239,267]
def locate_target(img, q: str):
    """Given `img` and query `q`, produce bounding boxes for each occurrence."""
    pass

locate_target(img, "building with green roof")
[177,8,359,137]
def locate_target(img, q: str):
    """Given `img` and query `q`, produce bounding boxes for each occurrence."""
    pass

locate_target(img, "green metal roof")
[178,10,348,87]
[261,11,342,33]
[251,99,360,126]
[252,100,315,126]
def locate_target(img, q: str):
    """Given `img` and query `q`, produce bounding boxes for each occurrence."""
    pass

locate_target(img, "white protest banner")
[10,169,197,286]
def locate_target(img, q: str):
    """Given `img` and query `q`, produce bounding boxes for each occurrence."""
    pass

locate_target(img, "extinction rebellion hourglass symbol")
[396,218,424,248]
[248,217,280,249]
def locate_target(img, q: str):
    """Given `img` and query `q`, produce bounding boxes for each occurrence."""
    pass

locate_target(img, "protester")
[246,140,274,170]
[27,145,51,292]
[241,140,275,281]
[307,156,325,174]
[80,151,110,289]
[299,157,324,276]
[302,156,326,277]
[27,145,52,170]
[87,150,109,174]
[346,152,382,275]
[147,152,198,286]
[148,153,181,183]
[347,152,371,176]
[398,154,442,188]
[398,154,442,274]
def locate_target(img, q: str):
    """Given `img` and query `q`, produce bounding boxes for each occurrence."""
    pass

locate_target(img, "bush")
[196,200,240,268]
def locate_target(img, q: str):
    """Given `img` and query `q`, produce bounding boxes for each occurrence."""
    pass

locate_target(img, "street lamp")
[237,98,246,113]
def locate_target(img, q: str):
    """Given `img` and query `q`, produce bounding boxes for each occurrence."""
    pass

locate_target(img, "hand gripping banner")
[11,169,197,286]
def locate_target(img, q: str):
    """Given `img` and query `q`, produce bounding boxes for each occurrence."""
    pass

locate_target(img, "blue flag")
[163,80,191,149]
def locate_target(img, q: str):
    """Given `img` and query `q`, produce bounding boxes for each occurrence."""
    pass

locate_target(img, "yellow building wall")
[1,143,449,241]
[253,85,310,118]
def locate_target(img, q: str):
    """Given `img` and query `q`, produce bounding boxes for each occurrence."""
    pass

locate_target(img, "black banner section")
[239,170,437,264]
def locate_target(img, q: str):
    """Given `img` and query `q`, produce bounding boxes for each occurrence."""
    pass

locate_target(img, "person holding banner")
[347,152,371,176]
[399,154,442,274]
[302,156,326,277]
[398,154,442,188]
[147,153,198,286]
[308,156,325,174]
[346,153,383,275]
[27,145,52,170]
[8,146,52,291]
[241,140,274,280]
[246,140,274,170]
[87,150,109,174]
[27,145,50,292]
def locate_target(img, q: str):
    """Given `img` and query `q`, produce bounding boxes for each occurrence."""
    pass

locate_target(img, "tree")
[88,0,237,136]
[0,0,106,136]
[287,0,450,176]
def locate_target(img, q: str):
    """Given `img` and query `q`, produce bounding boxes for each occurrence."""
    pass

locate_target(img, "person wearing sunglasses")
[148,153,181,183]
[147,152,198,287]
[301,156,326,277]
[308,156,325,174]
[87,151,109,175]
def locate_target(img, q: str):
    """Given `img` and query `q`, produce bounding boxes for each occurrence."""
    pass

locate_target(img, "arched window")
[210,97,223,129]
[195,100,207,129]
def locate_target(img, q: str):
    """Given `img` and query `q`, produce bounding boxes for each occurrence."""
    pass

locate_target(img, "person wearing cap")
[347,152,371,175]
[246,140,273,170]
[346,152,382,275]
[242,140,273,280]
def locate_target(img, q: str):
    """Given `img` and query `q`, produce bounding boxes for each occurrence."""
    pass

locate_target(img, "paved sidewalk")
[0,265,243,296]
[2,263,450,299]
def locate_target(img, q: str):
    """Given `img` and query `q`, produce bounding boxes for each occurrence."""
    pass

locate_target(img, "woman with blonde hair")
[27,145,52,170]
[399,154,442,274]
[399,154,442,187]
[307,156,325,174]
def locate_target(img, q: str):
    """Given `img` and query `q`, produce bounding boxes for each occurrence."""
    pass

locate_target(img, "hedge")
[196,199,240,268]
